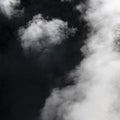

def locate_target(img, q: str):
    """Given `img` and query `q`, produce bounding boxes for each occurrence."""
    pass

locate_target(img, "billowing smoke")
[0,0,22,18]
[40,0,120,120]
[18,14,76,54]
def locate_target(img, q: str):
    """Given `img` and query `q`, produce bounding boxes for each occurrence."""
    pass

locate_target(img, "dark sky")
[0,0,88,120]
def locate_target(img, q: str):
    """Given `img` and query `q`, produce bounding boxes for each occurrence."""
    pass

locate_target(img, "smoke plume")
[0,0,22,18]
[18,14,76,54]
[40,0,120,120]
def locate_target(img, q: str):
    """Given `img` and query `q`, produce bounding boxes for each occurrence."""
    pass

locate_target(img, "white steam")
[19,14,76,53]
[0,0,22,18]
[40,0,120,120]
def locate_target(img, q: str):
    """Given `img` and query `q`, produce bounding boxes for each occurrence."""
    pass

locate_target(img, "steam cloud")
[40,0,120,120]
[0,0,22,18]
[19,14,76,53]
